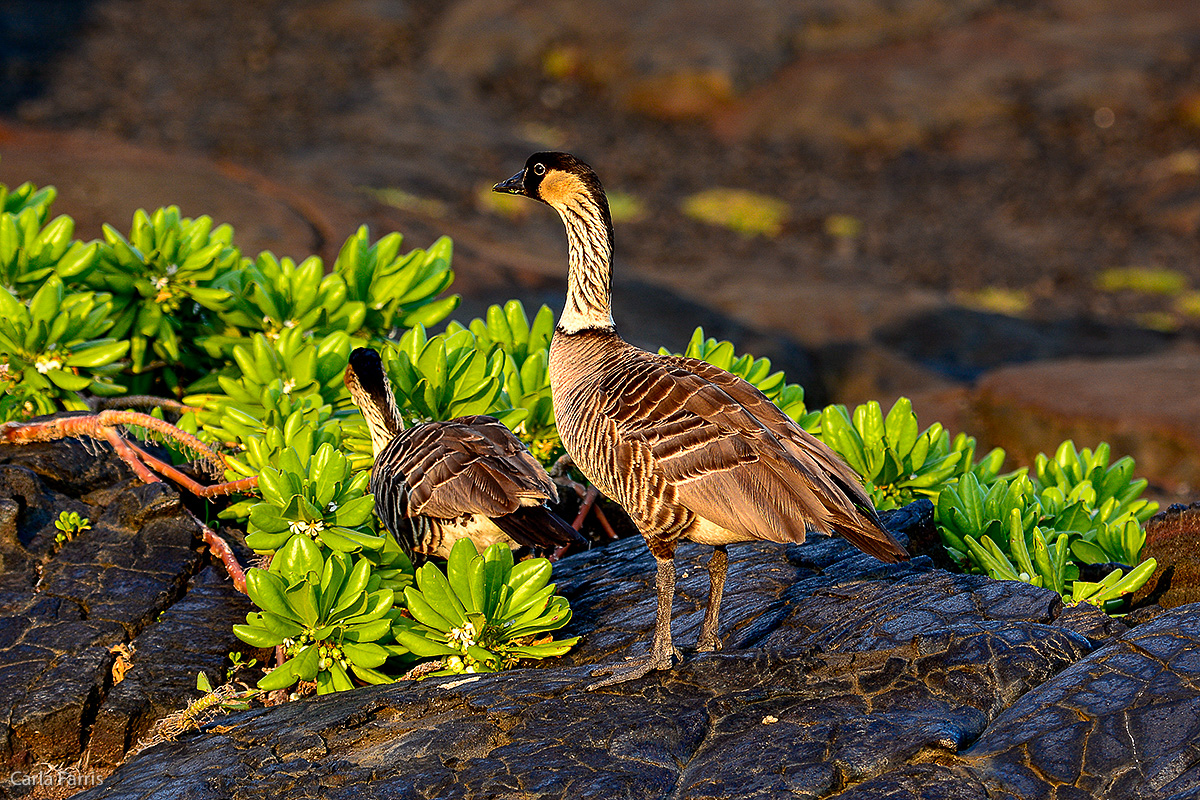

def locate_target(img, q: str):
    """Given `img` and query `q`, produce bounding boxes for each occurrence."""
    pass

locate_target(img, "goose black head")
[345,347,390,402]
[493,152,607,209]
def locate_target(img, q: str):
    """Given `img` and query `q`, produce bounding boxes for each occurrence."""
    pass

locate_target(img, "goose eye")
[532,163,546,176]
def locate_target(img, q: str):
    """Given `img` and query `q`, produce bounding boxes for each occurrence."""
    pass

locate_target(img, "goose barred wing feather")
[597,351,906,562]
[378,416,558,520]
[665,354,906,562]
[663,358,871,511]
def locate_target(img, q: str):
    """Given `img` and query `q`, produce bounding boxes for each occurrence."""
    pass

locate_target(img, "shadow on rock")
[875,308,1175,382]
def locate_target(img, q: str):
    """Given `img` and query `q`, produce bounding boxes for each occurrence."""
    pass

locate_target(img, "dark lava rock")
[87,566,257,768]
[1136,502,1200,609]
[959,605,1200,799]
[968,349,1200,494]
[875,308,1173,383]
[0,436,253,772]
[1,439,1194,798]
[72,504,1200,800]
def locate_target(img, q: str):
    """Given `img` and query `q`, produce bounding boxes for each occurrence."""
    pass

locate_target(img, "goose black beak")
[493,170,526,195]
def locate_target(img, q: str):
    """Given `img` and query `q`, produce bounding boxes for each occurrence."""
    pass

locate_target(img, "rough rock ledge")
[2,438,1198,799]
[71,504,1200,799]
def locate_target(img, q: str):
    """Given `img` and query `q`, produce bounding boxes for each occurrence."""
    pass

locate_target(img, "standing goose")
[494,152,908,687]
[344,347,584,561]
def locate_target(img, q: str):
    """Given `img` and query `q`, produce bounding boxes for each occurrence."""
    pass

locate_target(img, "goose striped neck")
[345,347,406,455]
[555,188,614,333]
[491,151,616,334]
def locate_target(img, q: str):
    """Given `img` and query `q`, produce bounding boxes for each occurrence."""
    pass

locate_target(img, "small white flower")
[327,501,338,513]
[447,621,478,649]
[35,356,63,374]
[284,319,297,328]
[154,276,171,290]
[281,378,296,394]
[288,519,326,537]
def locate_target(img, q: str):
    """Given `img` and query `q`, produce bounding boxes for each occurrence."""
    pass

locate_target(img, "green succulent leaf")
[233,623,283,649]
[245,569,300,623]
[391,541,577,677]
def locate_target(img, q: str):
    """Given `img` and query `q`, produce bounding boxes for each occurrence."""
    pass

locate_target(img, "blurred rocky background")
[3,0,1200,501]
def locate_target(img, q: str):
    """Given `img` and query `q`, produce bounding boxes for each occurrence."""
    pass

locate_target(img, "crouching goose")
[344,347,584,561]
[494,152,908,688]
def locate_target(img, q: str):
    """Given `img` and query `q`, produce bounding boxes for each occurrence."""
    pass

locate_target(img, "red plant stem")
[1,411,258,497]
[1,410,227,476]
[556,470,620,542]
[199,521,248,595]
[593,503,620,541]
[572,486,599,530]
[97,410,227,475]
[99,425,162,484]
[130,440,258,498]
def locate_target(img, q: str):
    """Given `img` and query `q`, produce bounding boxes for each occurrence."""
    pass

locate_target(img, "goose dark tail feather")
[835,513,909,564]
[491,505,588,551]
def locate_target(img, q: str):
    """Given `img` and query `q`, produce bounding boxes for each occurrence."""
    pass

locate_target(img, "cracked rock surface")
[0,438,254,772]
[71,499,1200,799]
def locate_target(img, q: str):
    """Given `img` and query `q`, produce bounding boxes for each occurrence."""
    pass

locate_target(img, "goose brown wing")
[380,416,558,520]
[452,415,561,503]
[415,416,583,549]
[598,355,832,542]
[662,356,874,512]
[661,355,907,562]
[601,353,906,561]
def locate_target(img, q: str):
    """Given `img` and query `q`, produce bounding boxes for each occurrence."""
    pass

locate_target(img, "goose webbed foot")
[586,644,681,689]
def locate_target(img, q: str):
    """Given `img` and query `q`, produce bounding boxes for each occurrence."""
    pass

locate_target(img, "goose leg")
[695,544,728,652]
[587,555,680,689]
